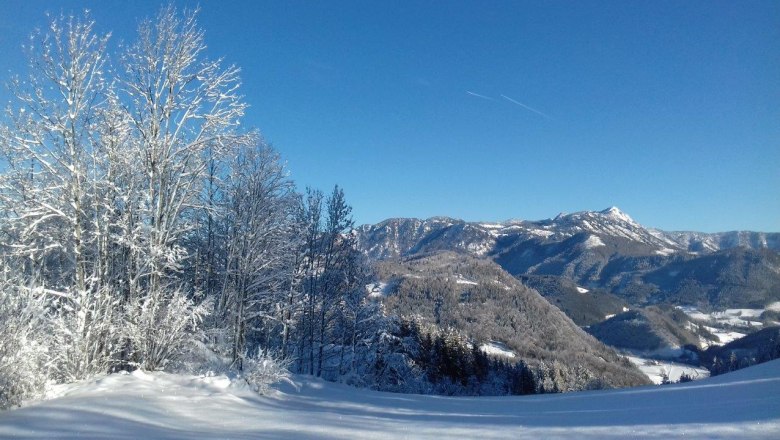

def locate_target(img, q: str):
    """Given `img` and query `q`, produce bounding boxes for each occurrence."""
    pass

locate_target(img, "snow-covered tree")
[291,185,366,377]
[217,143,298,369]
[118,5,251,297]
[0,12,127,380]
[0,6,248,384]
[0,13,109,292]
[112,5,254,367]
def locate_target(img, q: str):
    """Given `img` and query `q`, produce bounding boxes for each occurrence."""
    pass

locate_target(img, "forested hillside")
[376,252,649,391]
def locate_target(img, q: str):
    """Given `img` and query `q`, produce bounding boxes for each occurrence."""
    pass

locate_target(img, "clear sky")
[0,1,777,232]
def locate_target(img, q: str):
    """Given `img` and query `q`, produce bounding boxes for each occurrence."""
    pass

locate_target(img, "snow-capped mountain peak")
[599,206,637,225]
[541,207,668,250]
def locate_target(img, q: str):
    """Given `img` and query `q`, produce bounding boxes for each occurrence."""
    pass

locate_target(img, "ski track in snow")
[1,361,780,439]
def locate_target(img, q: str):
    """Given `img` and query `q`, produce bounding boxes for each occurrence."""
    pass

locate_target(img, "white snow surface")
[703,325,747,345]
[627,356,711,385]
[583,235,605,249]
[479,341,516,358]
[455,275,478,286]
[678,306,766,331]
[655,248,676,256]
[527,228,555,238]
[2,360,780,439]
[365,282,390,298]
[601,206,638,225]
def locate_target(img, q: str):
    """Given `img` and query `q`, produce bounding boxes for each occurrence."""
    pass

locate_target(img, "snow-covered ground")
[627,356,710,385]
[703,325,747,345]
[583,234,605,248]
[365,282,390,298]
[479,341,516,358]
[455,275,478,286]
[677,305,776,347]
[2,360,779,439]
[678,306,766,330]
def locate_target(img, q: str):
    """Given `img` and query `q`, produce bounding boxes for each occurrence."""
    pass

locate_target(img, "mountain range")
[357,207,780,310]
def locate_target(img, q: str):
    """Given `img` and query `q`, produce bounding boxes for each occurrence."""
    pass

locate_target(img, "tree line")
[0,6,379,407]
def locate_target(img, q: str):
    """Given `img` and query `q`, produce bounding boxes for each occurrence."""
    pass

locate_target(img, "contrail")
[500,94,552,120]
[466,91,495,101]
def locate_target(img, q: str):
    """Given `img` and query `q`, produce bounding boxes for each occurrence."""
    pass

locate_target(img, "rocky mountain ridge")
[357,207,779,259]
[357,208,780,309]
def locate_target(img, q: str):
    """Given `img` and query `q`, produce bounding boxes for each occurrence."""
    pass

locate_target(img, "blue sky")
[0,1,777,232]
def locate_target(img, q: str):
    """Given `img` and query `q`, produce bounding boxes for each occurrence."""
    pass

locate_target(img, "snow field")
[703,325,747,345]
[680,306,766,328]
[583,235,606,249]
[677,306,769,346]
[479,341,516,358]
[1,360,779,439]
[626,356,710,385]
[455,274,479,286]
[365,282,390,298]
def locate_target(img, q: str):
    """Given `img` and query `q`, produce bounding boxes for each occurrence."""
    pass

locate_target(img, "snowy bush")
[48,287,123,383]
[166,338,231,377]
[0,285,48,409]
[124,289,211,371]
[241,352,294,395]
